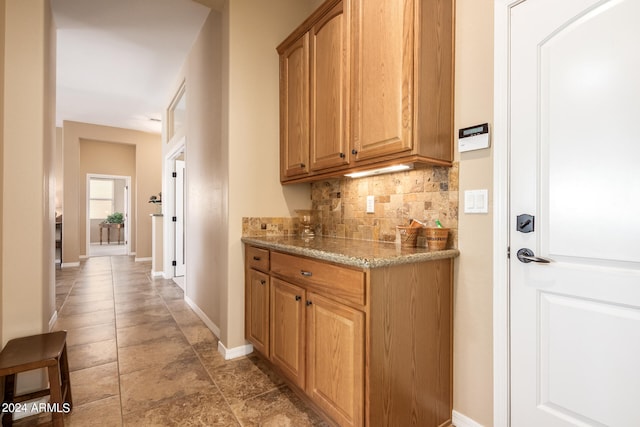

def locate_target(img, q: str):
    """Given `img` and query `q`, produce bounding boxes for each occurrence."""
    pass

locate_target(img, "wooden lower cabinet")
[367,260,453,427]
[246,269,270,356]
[306,292,364,427]
[244,244,453,427]
[270,278,306,389]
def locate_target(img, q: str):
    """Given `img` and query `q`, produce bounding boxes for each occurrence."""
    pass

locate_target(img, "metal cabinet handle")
[351,149,358,155]
[339,152,345,158]
[306,300,313,306]
[253,256,261,261]
[300,270,312,277]
[260,280,266,285]
[295,295,302,301]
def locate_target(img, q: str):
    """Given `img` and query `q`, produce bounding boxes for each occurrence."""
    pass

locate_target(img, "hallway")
[35,256,326,426]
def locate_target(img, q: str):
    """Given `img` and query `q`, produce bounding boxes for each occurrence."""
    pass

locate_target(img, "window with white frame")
[89,179,114,220]
[167,81,186,141]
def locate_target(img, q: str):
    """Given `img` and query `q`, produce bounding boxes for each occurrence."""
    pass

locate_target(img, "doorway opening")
[86,174,131,257]
[164,138,186,290]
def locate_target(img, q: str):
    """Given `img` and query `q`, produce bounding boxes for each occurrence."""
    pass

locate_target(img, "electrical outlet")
[366,195,375,213]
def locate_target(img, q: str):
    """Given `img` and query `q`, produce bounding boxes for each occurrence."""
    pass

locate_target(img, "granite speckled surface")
[241,236,459,268]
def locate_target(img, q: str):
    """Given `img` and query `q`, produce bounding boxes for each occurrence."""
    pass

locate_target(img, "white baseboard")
[134,257,152,262]
[79,255,88,260]
[48,310,58,331]
[452,410,484,427]
[183,295,251,360]
[151,271,164,277]
[61,262,80,268]
[184,295,221,338]
[218,340,253,360]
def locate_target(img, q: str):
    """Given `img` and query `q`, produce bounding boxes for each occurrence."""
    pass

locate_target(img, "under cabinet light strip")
[344,164,413,178]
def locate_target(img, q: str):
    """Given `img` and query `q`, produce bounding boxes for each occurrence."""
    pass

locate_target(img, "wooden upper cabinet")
[309,0,350,172]
[279,33,310,180]
[414,0,455,163]
[278,0,454,183]
[350,0,414,161]
[351,0,454,164]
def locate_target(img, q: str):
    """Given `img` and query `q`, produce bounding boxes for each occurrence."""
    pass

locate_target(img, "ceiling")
[52,0,212,134]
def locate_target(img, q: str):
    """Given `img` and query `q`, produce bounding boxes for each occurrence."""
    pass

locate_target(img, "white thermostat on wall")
[458,123,490,152]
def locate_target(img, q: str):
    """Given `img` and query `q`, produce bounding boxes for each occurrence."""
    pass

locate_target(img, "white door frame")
[493,1,520,426]
[163,137,186,281]
[174,159,186,277]
[85,173,132,257]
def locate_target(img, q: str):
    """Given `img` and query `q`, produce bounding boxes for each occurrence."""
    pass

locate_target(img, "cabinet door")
[309,0,350,171]
[246,269,270,357]
[280,33,310,180]
[350,0,414,161]
[306,292,364,427]
[270,278,306,388]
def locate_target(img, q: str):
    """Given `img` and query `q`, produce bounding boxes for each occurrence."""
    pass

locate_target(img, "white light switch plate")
[464,189,489,213]
[366,195,375,213]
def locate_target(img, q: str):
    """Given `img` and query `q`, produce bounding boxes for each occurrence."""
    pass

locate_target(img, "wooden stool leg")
[2,374,15,427]
[47,364,63,427]
[59,344,72,408]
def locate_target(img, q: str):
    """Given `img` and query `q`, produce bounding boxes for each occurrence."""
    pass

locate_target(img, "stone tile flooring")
[16,256,327,426]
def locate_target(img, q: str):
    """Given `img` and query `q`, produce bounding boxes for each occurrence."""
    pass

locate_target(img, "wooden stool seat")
[0,331,72,427]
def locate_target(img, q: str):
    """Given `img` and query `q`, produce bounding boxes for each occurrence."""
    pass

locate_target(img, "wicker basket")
[397,226,421,248]
[425,227,449,250]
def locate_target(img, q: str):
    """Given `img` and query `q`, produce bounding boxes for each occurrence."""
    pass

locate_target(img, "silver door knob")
[517,248,552,264]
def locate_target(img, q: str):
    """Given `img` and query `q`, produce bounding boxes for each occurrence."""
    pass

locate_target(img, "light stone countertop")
[241,235,460,269]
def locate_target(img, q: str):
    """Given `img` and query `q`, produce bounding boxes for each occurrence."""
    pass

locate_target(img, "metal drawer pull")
[253,256,261,261]
[295,295,302,301]
[300,270,313,277]
[260,280,266,285]
[306,300,313,306]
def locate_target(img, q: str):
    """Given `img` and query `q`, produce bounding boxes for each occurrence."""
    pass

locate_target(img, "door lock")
[517,214,534,233]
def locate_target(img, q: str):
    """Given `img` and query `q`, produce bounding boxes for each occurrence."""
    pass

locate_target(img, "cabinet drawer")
[246,246,270,272]
[271,251,365,306]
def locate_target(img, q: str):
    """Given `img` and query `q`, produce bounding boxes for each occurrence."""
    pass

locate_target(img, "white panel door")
[509,0,640,426]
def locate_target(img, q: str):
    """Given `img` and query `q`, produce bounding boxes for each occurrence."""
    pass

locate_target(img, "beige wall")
[225,0,314,348]
[162,0,312,348]
[62,121,161,263]
[55,127,63,214]
[0,0,5,347]
[1,0,56,344]
[164,8,225,328]
[80,142,133,244]
[453,0,494,425]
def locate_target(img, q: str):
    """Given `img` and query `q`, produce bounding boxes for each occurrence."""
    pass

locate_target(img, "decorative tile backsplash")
[242,217,298,237]
[243,163,459,248]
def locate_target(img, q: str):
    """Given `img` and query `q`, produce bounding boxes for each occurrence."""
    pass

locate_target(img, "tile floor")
[17,255,327,426]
